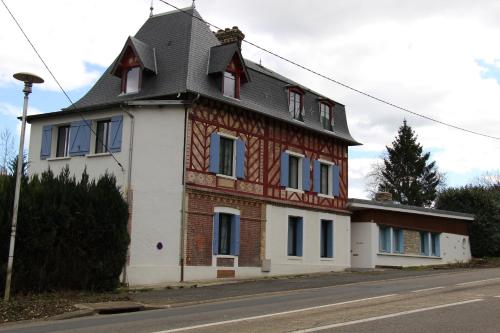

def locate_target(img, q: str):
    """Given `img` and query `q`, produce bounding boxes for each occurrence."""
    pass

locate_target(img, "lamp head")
[13,72,44,84]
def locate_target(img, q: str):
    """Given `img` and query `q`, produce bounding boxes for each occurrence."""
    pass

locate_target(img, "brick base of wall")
[185,188,265,267]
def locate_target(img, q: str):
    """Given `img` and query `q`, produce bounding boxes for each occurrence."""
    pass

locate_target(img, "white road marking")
[495,295,500,298]
[292,299,484,333]
[456,277,500,286]
[152,294,398,333]
[411,286,445,293]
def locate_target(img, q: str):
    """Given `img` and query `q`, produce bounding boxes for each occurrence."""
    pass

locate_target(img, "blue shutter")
[40,125,52,159]
[296,217,303,257]
[69,120,91,156]
[332,165,340,196]
[109,116,123,153]
[235,139,245,179]
[212,213,220,255]
[302,157,310,191]
[398,229,405,254]
[280,152,289,187]
[326,221,333,258]
[230,215,240,256]
[209,132,220,174]
[313,160,320,193]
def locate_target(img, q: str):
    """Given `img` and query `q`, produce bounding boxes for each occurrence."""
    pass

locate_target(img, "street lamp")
[4,72,44,302]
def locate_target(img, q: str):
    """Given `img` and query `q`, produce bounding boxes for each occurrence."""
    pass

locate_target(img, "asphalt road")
[1,268,500,333]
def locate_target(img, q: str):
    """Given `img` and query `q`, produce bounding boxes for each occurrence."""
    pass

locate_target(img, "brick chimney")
[215,26,245,48]
[375,191,393,202]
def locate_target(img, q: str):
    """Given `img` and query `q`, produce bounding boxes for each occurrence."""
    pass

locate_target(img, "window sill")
[118,91,139,96]
[215,254,237,259]
[291,118,304,123]
[286,187,304,194]
[86,153,111,158]
[287,256,303,261]
[318,193,335,199]
[217,174,237,180]
[378,252,442,259]
[223,95,240,101]
[320,257,335,261]
[47,156,71,161]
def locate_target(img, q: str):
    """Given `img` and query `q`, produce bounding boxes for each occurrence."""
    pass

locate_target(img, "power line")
[158,0,500,141]
[1,0,125,170]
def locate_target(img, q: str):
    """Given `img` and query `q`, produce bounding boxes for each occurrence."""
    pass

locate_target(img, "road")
[1,268,500,333]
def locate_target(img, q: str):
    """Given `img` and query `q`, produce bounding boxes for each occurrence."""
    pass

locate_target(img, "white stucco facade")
[351,222,472,268]
[28,105,186,285]
[264,205,351,275]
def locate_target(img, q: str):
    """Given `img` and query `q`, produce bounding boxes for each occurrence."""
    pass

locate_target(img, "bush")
[435,185,500,258]
[0,167,129,294]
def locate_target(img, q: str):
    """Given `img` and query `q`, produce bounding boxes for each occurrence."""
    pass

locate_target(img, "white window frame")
[286,150,304,193]
[216,132,238,180]
[317,159,334,198]
[212,207,240,266]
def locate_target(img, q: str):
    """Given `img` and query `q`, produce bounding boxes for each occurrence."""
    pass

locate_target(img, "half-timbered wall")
[186,99,349,213]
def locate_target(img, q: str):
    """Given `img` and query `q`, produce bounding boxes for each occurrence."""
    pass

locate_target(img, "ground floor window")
[288,216,303,256]
[213,212,240,256]
[392,228,404,254]
[431,233,440,256]
[320,220,333,258]
[420,231,430,256]
[379,226,391,252]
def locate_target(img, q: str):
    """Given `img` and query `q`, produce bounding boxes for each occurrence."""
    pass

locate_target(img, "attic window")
[124,67,140,94]
[320,102,333,131]
[223,71,239,98]
[288,89,303,121]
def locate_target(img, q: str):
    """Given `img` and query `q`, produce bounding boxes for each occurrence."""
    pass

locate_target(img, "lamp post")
[4,72,44,302]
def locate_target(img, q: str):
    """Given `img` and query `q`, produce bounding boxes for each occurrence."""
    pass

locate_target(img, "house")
[25,7,472,286]
[349,195,473,268]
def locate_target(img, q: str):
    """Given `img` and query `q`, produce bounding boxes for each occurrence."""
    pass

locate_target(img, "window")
[288,216,303,256]
[219,137,234,176]
[218,213,232,255]
[393,229,404,254]
[420,232,430,256]
[95,120,111,154]
[431,233,440,256]
[379,226,391,252]
[320,103,333,130]
[288,155,300,189]
[124,67,140,94]
[320,163,330,195]
[213,212,240,256]
[223,71,237,98]
[56,125,70,157]
[289,90,303,120]
[320,220,333,258]
[209,133,245,179]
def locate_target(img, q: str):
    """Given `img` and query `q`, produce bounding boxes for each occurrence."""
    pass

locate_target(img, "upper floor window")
[123,67,140,94]
[288,155,300,189]
[319,163,330,195]
[280,151,310,191]
[223,71,239,98]
[209,132,245,179]
[320,102,333,130]
[219,136,234,176]
[95,120,111,154]
[56,125,70,157]
[288,90,303,121]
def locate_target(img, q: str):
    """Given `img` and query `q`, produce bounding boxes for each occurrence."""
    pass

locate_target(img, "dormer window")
[320,102,333,131]
[288,88,304,121]
[223,71,238,98]
[124,67,140,94]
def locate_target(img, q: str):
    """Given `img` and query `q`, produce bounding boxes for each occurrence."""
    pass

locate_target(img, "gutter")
[180,94,200,282]
[120,104,136,286]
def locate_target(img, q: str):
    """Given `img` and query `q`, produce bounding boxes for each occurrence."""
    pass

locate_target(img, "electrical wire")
[158,0,500,141]
[1,0,125,170]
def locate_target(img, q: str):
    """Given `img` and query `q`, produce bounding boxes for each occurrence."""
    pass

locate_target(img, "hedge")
[0,167,129,294]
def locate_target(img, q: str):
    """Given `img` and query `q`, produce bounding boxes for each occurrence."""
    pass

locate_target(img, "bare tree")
[474,170,500,188]
[0,127,15,175]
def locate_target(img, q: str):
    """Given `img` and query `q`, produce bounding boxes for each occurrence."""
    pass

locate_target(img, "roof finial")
[192,0,196,8]
[149,0,154,17]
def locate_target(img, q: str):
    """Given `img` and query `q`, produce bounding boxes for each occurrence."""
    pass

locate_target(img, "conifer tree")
[379,120,443,206]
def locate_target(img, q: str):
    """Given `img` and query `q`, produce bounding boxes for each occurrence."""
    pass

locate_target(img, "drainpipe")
[180,93,200,282]
[120,104,135,286]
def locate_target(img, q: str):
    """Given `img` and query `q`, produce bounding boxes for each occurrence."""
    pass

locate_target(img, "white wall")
[265,205,351,275]
[350,222,472,268]
[28,106,186,286]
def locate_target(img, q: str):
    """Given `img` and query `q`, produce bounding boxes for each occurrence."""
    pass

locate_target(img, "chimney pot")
[375,191,393,202]
[215,26,245,49]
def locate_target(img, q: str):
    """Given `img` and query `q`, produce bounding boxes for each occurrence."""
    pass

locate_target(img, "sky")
[1,0,499,198]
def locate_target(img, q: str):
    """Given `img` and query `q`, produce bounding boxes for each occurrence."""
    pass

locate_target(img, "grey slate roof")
[61,7,360,145]
[110,36,157,75]
[347,198,475,220]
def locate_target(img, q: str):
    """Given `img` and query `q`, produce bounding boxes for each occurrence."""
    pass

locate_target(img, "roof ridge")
[149,5,194,19]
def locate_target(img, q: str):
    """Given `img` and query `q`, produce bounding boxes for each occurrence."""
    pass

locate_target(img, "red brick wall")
[185,189,264,267]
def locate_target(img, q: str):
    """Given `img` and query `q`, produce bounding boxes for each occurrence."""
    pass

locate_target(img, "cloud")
[1,102,43,150]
